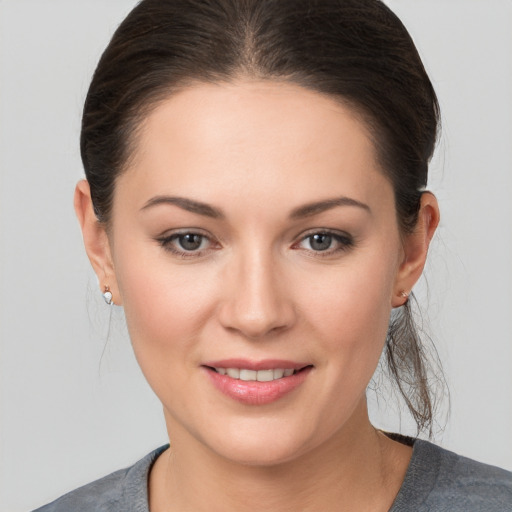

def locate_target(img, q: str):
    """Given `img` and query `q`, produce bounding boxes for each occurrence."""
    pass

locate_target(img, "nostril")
[221,313,292,340]
[217,264,297,338]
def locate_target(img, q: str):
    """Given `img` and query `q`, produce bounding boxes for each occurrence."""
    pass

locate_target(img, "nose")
[218,248,296,339]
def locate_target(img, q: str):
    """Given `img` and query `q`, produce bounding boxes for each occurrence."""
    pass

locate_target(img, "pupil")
[179,234,202,251]
[311,234,332,251]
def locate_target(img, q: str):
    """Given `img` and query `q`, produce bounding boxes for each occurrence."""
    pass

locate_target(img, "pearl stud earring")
[103,285,114,305]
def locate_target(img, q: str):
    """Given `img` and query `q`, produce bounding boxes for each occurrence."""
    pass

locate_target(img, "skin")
[75,80,439,511]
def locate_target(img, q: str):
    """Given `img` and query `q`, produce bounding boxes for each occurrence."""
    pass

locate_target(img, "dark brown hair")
[81,0,443,435]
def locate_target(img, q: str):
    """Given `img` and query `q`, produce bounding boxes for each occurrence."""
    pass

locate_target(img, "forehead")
[119,80,391,213]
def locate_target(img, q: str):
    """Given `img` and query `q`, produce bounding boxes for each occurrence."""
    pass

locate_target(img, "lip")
[203,358,309,371]
[202,359,313,405]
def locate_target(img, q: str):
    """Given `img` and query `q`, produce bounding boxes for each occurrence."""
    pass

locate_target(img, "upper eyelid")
[157,227,211,238]
[295,227,353,241]
[157,231,216,248]
[293,229,355,252]
[156,228,221,247]
[156,232,216,258]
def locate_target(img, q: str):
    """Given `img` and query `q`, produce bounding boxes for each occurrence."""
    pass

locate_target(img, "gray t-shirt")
[33,439,512,511]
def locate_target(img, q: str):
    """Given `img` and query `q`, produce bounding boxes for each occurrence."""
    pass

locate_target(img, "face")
[99,81,415,465]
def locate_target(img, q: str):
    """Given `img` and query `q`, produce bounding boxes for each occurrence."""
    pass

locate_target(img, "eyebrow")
[289,196,371,219]
[140,194,370,220]
[140,196,224,219]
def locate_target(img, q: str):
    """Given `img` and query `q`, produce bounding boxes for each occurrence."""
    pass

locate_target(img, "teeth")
[240,369,257,381]
[214,367,296,381]
[273,368,284,379]
[226,368,240,379]
[256,369,274,382]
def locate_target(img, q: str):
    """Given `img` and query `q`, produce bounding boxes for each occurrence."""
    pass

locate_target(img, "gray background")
[1,1,511,510]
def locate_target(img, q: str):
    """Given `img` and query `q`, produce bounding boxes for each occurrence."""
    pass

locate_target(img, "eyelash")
[156,229,354,259]
[293,229,355,257]
[156,230,217,259]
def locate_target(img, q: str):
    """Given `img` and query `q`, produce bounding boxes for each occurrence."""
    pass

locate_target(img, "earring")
[103,285,114,305]
[399,290,409,304]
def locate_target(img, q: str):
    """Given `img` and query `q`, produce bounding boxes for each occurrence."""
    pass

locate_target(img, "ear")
[74,180,122,305]
[392,192,440,308]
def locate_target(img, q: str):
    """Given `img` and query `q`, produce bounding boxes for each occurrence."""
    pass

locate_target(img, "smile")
[203,362,313,405]
[213,368,296,381]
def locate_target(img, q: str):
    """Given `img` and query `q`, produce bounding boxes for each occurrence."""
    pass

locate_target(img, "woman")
[33,0,512,510]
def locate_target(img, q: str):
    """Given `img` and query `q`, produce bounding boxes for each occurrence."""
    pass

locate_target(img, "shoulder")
[32,467,131,512]
[425,441,512,510]
[392,439,512,512]
[32,445,168,512]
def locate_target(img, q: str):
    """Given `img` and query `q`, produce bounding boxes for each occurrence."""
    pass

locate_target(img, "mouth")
[207,366,305,381]
[202,361,313,405]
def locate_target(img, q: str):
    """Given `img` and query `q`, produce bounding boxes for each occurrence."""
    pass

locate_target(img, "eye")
[295,230,354,255]
[306,233,334,251]
[156,230,215,258]
[176,233,206,251]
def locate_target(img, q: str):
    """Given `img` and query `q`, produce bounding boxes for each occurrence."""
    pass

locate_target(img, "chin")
[196,418,321,467]
[216,440,307,467]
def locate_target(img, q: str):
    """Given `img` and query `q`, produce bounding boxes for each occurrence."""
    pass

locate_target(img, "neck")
[149,401,412,512]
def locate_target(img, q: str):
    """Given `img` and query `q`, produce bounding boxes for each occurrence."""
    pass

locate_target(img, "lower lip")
[204,367,312,405]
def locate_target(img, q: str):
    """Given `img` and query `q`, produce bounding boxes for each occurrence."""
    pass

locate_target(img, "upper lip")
[202,359,311,371]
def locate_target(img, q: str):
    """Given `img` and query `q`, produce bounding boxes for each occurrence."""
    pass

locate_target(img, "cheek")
[112,240,220,383]
[297,248,398,367]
